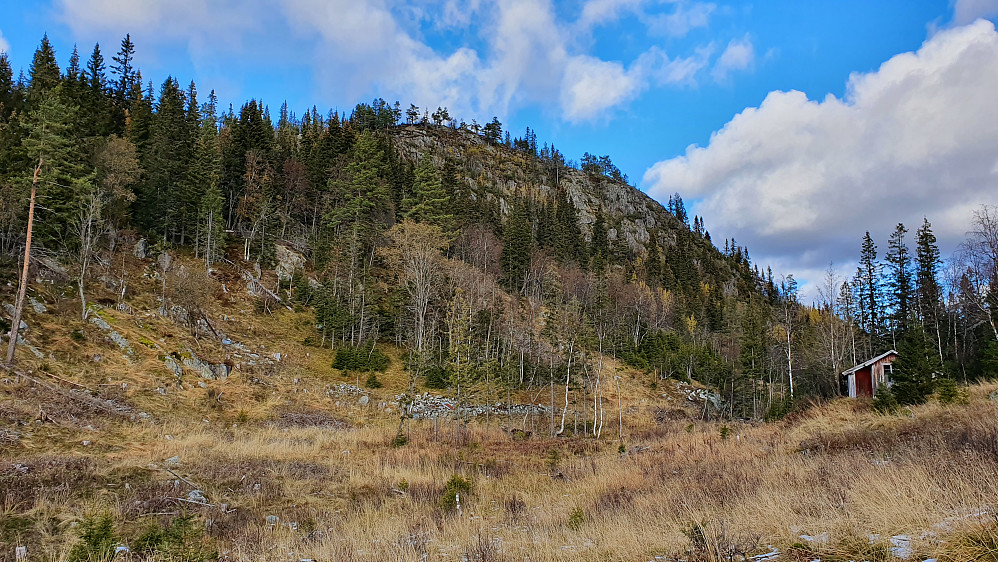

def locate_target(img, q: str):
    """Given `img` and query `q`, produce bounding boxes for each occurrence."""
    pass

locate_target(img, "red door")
[855,368,873,397]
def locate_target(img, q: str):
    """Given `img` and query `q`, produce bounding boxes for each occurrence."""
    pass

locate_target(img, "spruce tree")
[83,43,112,137]
[590,210,609,270]
[138,77,192,239]
[915,218,944,363]
[858,231,882,349]
[111,34,137,104]
[891,322,942,405]
[885,223,912,341]
[28,35,61,103]
[404,157,453,231]
[501,201,532,292]
[190,92,223,264]
[0,53,16,119]
[326,130,390,248]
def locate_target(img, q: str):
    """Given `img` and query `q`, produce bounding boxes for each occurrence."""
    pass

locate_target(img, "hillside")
[2,263,997,560]
[3,32,997,562]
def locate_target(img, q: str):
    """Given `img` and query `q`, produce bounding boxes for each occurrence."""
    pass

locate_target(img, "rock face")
[133,238,148,258]
[89,315,134,355]
[390,125,680,257]
[275,243,305,282]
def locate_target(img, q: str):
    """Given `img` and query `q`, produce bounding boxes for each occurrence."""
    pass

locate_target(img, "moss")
[137,336,158,349]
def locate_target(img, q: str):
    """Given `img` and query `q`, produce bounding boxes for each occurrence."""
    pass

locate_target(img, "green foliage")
[332,346,390,372]
[390,433,408,448]
[545,448,561,471]
[404,157,453,231]
[133,514,217,561]
[567,507,585,531]
[364,373,383,389]
[439,474,473,511]
[763,395,793,422]
[982,340,998,380]
[500,201,532,291]
[719,425,731,440]
[935,378,968,405]
[892,327,942,405]
[873,385,900,415]
[423,364,451,389]
[67,514,117,562]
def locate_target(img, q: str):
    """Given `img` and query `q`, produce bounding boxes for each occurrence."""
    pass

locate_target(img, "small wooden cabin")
[842,349,898,398]
[842,350,898,398]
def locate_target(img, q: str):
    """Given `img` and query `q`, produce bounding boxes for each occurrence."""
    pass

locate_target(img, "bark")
[5,160,41,368]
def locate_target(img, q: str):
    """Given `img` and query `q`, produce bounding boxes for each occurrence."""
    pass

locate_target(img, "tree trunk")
[5,160,41,368]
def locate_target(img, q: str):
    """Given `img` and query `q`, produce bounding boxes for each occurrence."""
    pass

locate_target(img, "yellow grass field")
[3,256,998,561]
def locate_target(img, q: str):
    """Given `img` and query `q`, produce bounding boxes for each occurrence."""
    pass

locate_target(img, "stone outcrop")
[390,125,680,257]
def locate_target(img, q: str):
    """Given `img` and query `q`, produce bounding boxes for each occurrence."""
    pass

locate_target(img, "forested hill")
[1,34,817,420]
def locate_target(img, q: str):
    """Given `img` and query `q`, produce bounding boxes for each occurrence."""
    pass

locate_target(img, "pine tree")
[22,84,93,246]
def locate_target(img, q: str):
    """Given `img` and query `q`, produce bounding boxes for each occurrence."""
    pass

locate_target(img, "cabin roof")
[842,350,898,376]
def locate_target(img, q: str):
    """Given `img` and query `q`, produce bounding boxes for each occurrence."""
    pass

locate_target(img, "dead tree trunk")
[5,160,41,368]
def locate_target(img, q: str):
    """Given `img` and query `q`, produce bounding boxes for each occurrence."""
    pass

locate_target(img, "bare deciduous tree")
[74,187,104,320]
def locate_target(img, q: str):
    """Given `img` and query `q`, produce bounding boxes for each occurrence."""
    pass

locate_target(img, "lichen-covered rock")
[275,243,305,282]
[89,315,134,355]
[28,296,47,314]
[133,238,148,258]
[164,356,183,377]
[390,125,681,258]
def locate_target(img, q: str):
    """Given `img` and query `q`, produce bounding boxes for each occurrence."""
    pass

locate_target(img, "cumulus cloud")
[52,0,739,123]
[711,35,754,82]
[643,20,998,296]
[561,56,642,121]
[953,0,998,25]
[559,46,709,122]
[0,28,9,54]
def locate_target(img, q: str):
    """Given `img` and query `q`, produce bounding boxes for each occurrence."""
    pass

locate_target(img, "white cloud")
[577,0,645,31]
[0,28,10,53]
[645,1,715,38]
[52,0,730,123]
[711,35,754,82]
[561,55,642,121]
[57,0,263,47]
[643,20,998,296]
[953,0,998,25]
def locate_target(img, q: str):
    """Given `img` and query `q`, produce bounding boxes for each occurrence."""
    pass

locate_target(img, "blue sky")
[2,0,998,298]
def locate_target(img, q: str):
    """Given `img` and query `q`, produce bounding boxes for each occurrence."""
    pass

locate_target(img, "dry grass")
[3,254,998,560]
[4,391,998,561]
